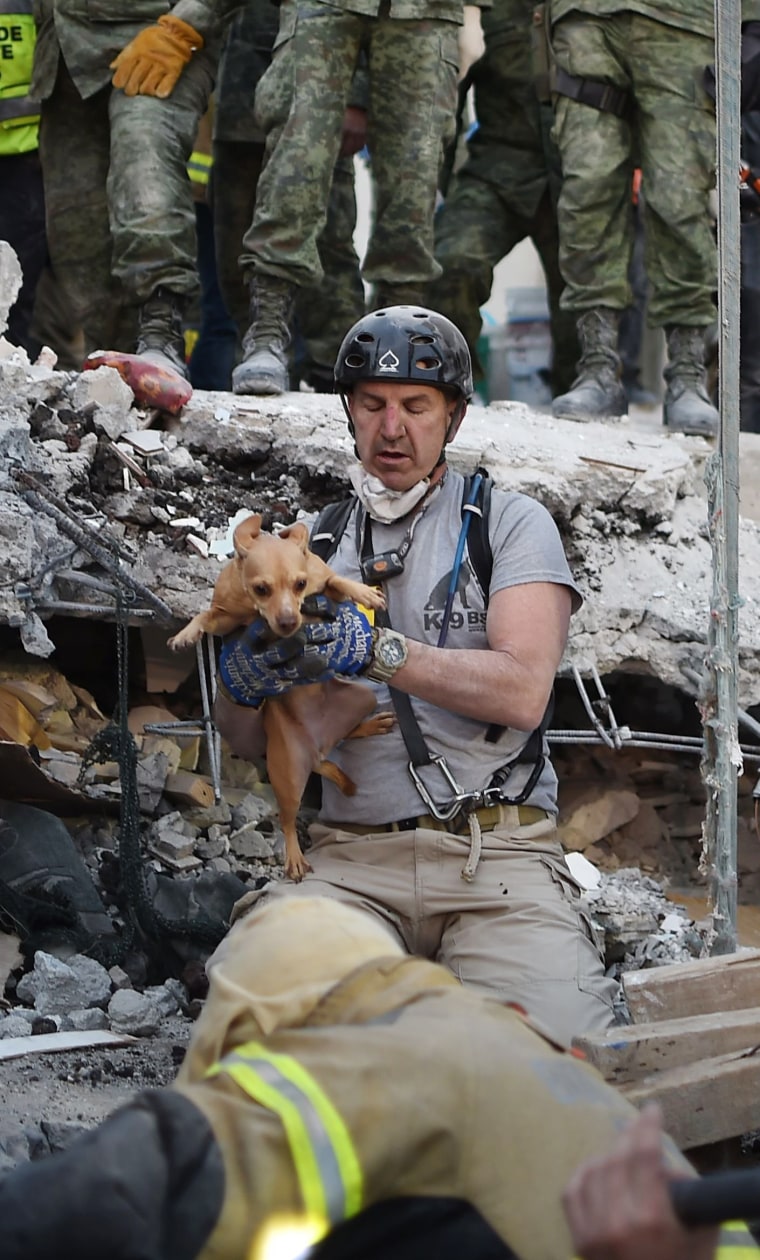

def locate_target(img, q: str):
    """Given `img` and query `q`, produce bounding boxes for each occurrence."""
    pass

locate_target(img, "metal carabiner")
[408,756,474,821]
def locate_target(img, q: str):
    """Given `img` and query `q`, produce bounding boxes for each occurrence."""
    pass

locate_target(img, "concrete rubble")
[2,244,760,1169]
[2,337,760,704]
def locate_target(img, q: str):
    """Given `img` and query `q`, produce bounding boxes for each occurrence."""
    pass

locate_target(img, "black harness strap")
[310,472,553,805]
[553,65,632,118]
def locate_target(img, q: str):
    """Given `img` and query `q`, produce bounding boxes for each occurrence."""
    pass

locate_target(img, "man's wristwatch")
[364,627,409,684]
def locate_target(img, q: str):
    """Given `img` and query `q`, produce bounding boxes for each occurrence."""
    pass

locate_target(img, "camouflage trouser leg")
[243,1,458,290]
[107,44,217,305]
[431,174,525,376]
[530,190,580,396]
[430,174,578,393]
[39,63,135,354]
[211,139,264,337]
[363,17,458,289]
[213,141,363,373]
[297,154,364,376]
[552,12,716,327]
[241,1,362,286]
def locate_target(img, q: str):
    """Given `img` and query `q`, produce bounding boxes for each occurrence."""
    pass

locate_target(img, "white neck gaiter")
[349,465,432,524]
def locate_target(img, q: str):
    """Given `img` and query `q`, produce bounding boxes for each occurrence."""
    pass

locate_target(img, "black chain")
[78,591,226,956]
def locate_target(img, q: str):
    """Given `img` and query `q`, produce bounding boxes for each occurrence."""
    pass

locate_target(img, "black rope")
[78,591,226,955]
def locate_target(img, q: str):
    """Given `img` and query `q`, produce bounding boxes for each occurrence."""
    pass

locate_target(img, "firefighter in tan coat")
[0,897,755,1260]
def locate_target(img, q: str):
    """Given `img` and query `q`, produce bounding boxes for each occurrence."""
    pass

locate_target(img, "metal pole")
[704,0,742,954]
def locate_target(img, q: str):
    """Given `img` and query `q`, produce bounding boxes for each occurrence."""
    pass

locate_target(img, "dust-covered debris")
[583,866,708,973]
[2,344,760,701]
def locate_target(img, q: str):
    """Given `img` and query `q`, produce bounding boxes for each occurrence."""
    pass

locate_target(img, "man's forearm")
[384,582,570,731]
[390,639,553,731]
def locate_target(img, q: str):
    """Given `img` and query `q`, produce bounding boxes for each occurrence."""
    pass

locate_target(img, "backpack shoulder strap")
[462,467,493,597]
[310,495,358,562]
[467,469,555,762]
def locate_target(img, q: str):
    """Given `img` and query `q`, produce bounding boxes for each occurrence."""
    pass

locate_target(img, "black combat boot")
[551,308,628,421]
[663,325,720,437]
[135,287,189,379]
[232,275,297,395]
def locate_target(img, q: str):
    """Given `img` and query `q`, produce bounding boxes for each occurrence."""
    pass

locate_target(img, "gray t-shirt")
[317,470,582,823]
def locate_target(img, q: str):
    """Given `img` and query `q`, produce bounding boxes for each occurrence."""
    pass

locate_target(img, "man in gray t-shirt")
[215,306,618,1045]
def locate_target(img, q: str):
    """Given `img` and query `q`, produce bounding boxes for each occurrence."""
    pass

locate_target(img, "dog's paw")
[356,711,395,738]
[356,584,386,611]
[285,852,313,882]
[167,631,193,652]
[371,710,396,734]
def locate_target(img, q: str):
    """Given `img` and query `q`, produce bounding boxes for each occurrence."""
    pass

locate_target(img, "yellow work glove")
[110,13,203,98]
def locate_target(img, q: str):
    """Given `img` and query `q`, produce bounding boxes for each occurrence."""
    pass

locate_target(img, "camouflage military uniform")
[240,0,466,302]
[212,0,364,383]
[429,0,578,394]
[31,0,228,354]
[550,0,716,329]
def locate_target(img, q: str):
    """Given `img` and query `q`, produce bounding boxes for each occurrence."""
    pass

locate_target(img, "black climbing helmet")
[334,306,474,402]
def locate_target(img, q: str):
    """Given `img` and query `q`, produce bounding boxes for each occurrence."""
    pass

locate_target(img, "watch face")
[383,640,408,670]
[381,637,406,668]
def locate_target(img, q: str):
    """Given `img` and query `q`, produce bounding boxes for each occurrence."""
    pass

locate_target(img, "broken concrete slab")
[0,242,22,336]
[15,952,113,1016]
[107,988,162,1037]
[71,364,135,441]
[174,390,760,706]
[558,787,641,851]
[2,358,760,707]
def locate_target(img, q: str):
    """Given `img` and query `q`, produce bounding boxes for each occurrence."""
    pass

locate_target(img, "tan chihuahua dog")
[168,513,391,879]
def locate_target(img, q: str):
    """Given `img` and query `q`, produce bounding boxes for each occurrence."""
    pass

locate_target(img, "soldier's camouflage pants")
[241,0,459,293]
[39,53,215,354]
[430,174,579,394]
[551,12,716,328]
[212,141,364,375]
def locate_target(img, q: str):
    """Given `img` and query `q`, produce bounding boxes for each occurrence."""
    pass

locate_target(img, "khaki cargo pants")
[263,807,618,1045]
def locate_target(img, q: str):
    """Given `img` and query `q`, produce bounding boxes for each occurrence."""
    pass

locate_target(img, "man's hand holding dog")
[218,597,375,706]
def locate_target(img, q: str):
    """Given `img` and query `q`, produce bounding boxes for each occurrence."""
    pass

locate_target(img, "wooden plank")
[0,1029,137,1062]
[575,1006,760,1084]
[622,948,760,1022]
[622,1048,760,1150]
[163,770,214,808]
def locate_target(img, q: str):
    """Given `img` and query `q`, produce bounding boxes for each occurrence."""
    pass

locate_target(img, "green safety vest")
[207,1039,363,1253]
[0,0,39,155]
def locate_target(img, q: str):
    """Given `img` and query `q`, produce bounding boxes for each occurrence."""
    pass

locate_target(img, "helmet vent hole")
[410,334,435,345]
[412,312,429,319]
[414,356,442,372]
[345,353,366,368]
[356,333,375,343]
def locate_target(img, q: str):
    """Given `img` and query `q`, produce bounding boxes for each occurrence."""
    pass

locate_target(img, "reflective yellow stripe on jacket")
[718,1221,760,1255]
[573,1220,758,1260]
[207,1040,363,1242]
[187,149,212,187]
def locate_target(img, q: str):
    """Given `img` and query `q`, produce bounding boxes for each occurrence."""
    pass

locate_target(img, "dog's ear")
[233,514,262,558]
[278,522,310,553]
